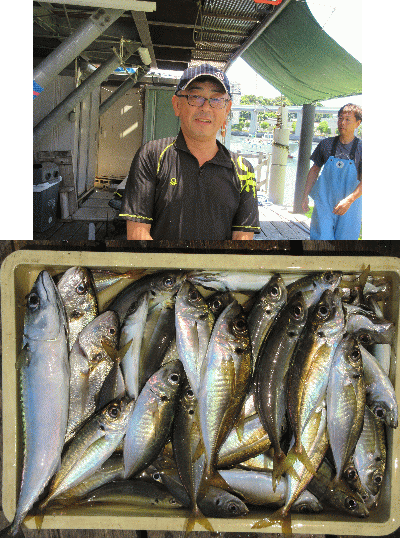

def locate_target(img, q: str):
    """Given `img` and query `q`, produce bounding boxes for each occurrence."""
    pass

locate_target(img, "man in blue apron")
[301,104,362,240]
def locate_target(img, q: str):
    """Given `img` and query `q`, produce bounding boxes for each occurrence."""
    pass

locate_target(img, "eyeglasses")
[177,94,231,109]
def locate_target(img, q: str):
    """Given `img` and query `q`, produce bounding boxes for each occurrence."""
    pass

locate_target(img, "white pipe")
[38,0,156,11]
[268,125,290,205]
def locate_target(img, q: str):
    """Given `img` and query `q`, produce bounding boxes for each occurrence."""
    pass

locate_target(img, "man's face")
[337,110,361,138]
[172,79,232,143]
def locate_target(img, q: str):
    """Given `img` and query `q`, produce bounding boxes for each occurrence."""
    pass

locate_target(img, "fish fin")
[184,507,214,535]
[273,448,301,484]
[192,437,205,462]
[251,506,290,530]
[16,346,30,369]
[272,449,287,491]
[102,339,132,363]
[234,405,246,442]
[0,524,25,538]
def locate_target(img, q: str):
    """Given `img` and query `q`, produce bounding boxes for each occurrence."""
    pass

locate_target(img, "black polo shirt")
[120,130,260,240]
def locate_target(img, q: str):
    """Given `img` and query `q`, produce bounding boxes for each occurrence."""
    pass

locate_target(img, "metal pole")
[99,65,150,116]
[33,45,140,144]
[33,8,125,96]
[293,103,316,213]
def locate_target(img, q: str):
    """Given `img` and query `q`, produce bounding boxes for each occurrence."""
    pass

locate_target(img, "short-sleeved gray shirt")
[311,136,362,176]
[120,130,260,240]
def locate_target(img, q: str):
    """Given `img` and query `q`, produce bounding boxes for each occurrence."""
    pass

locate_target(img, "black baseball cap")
[175,64,232,98]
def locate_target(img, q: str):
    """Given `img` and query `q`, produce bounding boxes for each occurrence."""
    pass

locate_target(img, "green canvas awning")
[241,0,362,105]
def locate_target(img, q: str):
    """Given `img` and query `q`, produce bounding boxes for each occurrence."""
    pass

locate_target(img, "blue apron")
[309,136,361,240]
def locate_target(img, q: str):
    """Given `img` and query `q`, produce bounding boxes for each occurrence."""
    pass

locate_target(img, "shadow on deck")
[33,189,310,242]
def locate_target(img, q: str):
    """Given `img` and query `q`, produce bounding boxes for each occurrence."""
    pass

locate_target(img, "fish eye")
[188,408,195,415]
[169,498,178,505]
[169,373,180,385]
[351,347,361,360]
[76,282,88,295]
[153,472,161,481]
[161,395,169,402]
[345,497,358,511]
[269,285,280,297]
[228,503,239,513]
[109,327,116,335]
[373,472,383,485]
[211,299,222,311]
[324,272,334,282]
[358,333,372,346]
[317,331,325,338]
[188,288,200,301]
[298,505,311,513]
[374,406,385,419]
[163,276,175,288]
[27,292,40,310]
[108,404,120,418]
[292,304,303,319]
[233,317,247,333]
[186,388,194,398]
[317,305,329,318]
[344,467,357,481]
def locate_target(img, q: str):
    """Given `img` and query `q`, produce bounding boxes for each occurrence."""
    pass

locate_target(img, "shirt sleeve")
[310,140,326,168]
[119,144,157,224]
[231,156,261,234]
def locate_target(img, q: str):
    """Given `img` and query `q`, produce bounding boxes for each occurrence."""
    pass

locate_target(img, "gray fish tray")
[1,250,399,535]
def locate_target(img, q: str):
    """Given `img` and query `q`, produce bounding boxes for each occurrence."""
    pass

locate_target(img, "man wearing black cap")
[120,63,260,240]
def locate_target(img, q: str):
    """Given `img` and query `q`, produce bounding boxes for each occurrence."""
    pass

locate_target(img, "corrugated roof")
[33,0,282,72]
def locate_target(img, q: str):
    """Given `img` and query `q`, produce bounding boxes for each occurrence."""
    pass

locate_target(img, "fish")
[326,334,366,482]
[219,468,286,507]
[286,289,345,473]
[119,291,149,399]
[172,381,205,515]
[66,310,120,442]
[217,412,271,469]
[7,271,69,536]
[50,455,125,504]
[253,291,308,485]
[188,270,274,293]
[247,273,287,368]
[308,458,369,518]
[90,268,147,293]
[361,345,398,428]
[107,270,187,323]
[152,467,248,519]
[354,406,387,503]
[197,300,252,496]
[175,281,215,398]
[252,404,329,528]
[206,290,236,318]
[78,479,183,509]
[57,266,98,350]
[41,396,134,507]
[344,305,395,345]
[124,360,183,479]
[286,271,342,308]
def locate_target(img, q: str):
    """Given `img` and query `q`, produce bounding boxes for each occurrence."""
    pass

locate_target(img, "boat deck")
[33,189,310,242]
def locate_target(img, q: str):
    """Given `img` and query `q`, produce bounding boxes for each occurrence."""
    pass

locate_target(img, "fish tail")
[272,448,300,485]
[272,449,287,491]
[296,443,317,476]
[0,521,25,538]
[251,506,290,530]
[184,506,214,535]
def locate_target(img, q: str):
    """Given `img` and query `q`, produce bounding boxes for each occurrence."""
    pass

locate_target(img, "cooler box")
[33,176,62,232]
[33,162,60,185]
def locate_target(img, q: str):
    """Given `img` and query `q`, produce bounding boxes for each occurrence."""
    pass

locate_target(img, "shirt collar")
[175,129,233,169]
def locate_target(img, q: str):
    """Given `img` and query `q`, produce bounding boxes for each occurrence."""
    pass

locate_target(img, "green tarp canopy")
[241,0,362,105]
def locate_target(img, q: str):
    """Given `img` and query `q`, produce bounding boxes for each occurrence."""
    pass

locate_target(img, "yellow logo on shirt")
[170,177,177,186]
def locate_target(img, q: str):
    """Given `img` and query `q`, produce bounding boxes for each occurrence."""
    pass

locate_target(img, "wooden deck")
[33,189,310,241]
